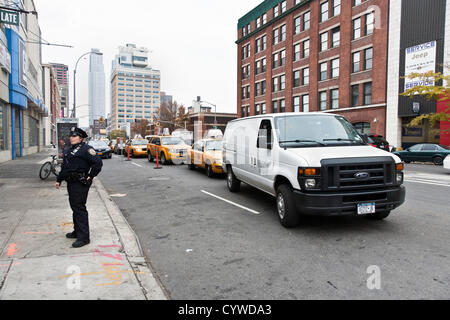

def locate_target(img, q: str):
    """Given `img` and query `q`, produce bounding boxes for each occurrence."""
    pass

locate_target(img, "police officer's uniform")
[57,128,103,248]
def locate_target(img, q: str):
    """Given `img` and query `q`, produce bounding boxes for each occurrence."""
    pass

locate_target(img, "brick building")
[236,0,389,137]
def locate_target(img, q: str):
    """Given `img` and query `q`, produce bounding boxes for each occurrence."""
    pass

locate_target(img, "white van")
[222,113,406,228]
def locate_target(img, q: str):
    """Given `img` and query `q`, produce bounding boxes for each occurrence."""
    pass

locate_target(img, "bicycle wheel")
[39,162,53,180]
[52,163,61,177]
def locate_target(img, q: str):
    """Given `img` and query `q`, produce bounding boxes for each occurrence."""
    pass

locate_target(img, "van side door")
[255,119,276,194]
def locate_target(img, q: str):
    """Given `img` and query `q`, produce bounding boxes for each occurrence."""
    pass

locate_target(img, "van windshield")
[275,115,365,148]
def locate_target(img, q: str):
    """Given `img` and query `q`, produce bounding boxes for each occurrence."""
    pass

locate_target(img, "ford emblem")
[354,172,370,179]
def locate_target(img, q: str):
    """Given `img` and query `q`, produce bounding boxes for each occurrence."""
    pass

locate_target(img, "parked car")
[124,139,149,158]
[366,135,391,152]
[187,139,224,177]
[393,144,450,165]
[88,140,112,159]
[222,113,406,228]
[444,155,450,171]
[147,136,191,165]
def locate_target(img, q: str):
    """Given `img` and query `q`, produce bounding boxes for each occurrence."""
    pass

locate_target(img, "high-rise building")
[50,63,69,118]
[89,48,106,126]
[110,44,161,130]
[160,91,173,107]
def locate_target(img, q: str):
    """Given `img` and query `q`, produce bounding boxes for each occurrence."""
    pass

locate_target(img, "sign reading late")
[0,10,19,26]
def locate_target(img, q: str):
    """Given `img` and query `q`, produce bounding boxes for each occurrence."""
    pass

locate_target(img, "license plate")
[98,153,103,156]
[357,203,376,215]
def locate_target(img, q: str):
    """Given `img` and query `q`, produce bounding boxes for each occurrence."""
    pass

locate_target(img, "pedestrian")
[55,127,103,248]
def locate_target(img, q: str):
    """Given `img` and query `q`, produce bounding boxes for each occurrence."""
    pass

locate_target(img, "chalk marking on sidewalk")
[131,162,143,168]
[23,232,55,235]
[6,243,18,256]
[201,190,261,215]
[405,179,450,187]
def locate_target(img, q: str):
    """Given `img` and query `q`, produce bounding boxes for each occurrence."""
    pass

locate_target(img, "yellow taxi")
[147,136,191,165]
[124,139,149,158]
[187,139,224,177]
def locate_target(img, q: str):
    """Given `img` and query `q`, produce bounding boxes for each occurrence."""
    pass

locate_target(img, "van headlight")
[396,172,404,185]
[298,167,322,191]
[396,163,404,185]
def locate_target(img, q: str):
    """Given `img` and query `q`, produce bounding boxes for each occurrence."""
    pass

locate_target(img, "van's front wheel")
[277,185,300,228]
[227,166,241,192]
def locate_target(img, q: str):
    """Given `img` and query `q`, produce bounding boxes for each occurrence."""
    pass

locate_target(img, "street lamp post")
[71,51,103,119]
[200,100,217,129]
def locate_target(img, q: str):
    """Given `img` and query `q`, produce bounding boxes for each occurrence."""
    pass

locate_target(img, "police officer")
[56,128,103,248]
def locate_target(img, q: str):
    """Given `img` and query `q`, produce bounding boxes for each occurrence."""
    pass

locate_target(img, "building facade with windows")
[110,44,161,131]
[42,64,61,146]
[49,63,69,118]
[0,0,48,163]
[237,0,450,148]
[236,0,388,138]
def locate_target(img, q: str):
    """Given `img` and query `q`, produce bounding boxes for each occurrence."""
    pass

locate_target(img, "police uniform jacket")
[57,143,103,183]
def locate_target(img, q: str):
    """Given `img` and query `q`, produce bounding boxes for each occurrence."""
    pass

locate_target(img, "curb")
[93,178,168,300]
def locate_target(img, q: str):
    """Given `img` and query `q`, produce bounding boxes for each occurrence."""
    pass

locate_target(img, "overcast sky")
[34,0,261,127]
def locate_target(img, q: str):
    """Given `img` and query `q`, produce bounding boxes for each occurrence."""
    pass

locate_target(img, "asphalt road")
[99,154,450,299]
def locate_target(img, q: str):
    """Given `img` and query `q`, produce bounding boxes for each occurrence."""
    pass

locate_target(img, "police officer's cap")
[70,127,88,139]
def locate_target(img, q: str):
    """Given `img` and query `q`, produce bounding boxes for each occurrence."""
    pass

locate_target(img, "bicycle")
[39,155,62,181]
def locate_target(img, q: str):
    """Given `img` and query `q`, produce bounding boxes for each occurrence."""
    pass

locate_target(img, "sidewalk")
[0,150,167,300]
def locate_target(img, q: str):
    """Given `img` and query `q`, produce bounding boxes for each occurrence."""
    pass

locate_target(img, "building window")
[365,48,373,70]
[261,103,266,114]
[256,60,261,74]
[331,58,340,78]
[262,35,267,51]
[274,5,279,18]
[280,75,286,90]
[256,104,260,114]
[293,70,301,87]
[304,11,311,30]
[273,53,279,69]
[241,107,245,117]
[333,0,341,16]
[353,0,363,6]
[303,39,310,57]
[303,95,310,112]
[241,87,246,99]
[366,12,375,35]
[262,58,267,72]
[280,50,286,66]
[321,1,329,22]
[364,82,372,105]
[354,122,371,134]
[262,80,266,94]
[353,17,361,39]
[280,99,286,113]
[294,16,301,34]
[272,100,278,113]
[0,103,6,150]
[331,89,339,109]
[319,92,328,110]
[273,77,279,92]
[256,82,261,96]
[293,97,301,112]
[280,25,286,42]
[332,27,340,47]
[256,17,261,29]
[273,29,279,45]
[351,85,360,107]
[352,52,360,73]
[319,62,328,81]
[303,67,310,85]
[262,13,267,24]
[294,43,301,61]
[281,1,287,13]
[255,38,261,53]
[320,32,328,51]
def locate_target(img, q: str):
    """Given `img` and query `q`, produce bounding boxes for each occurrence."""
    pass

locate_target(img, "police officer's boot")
[66,232,77,239]
[72,239,90,248]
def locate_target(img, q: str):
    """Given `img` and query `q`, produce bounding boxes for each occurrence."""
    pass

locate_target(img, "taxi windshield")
[162,137,184,145]
[132,140,148,146]
[205,140,223,151]
[89,141,108,148]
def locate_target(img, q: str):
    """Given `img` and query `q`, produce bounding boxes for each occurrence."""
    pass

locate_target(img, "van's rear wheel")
[227,166,241,192]
[277,185,300,228]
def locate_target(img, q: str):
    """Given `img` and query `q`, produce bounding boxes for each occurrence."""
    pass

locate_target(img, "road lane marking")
[405,179,450,187]
[131,162,143,168]
[201,190,261,215]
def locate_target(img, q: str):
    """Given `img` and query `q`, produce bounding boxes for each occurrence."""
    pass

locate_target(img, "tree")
[132,119,150,138]
[157,101,188,133]
[401,68,450,132]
